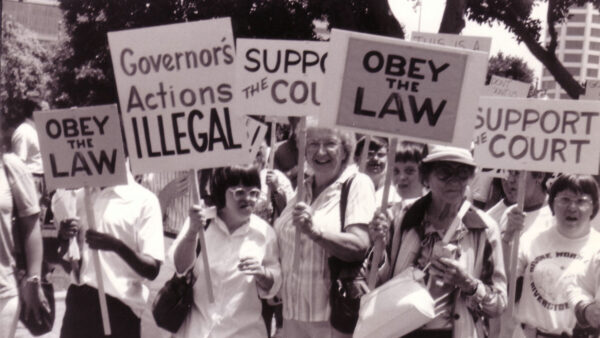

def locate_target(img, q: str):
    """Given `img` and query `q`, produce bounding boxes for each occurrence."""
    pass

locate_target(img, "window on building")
[542,80,555,90]
[592,28,600,37]
[569,13,586,22]
[543,69,552,77]
[567,27,585,35]
[566,40,584,49]
[567,67,580,76]
[587,68,598,77]
[590,41,600,50]
[594,15,600,23]
[564,53,582,62]
[589,55,600,63]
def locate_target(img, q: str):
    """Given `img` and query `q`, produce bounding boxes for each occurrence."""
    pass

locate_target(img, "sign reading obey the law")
[482,75,530,98]
[474,97,600,174]
[234,39,327,117]
[108,18,251,174]
[34,104,127,189]
[411,32,492,53]
[320,29,487,148]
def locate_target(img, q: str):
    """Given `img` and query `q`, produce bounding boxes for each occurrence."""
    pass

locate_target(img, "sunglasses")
[432,164,472,182]
[228,187,261,200]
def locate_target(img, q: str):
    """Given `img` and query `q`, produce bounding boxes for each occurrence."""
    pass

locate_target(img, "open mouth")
[367,162,384,173]
[566,216,578,222]
[314,158,331,165]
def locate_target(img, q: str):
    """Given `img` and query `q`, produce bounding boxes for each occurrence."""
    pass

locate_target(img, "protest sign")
[474,97,600,174]
[483,75,530,98]
[583,79,600,100]
[411,32,492,53]
[34,104,127,190]
[234,39,327,117]
[108,18,251,174]
[320,29,487,149]
[245,117,269,160]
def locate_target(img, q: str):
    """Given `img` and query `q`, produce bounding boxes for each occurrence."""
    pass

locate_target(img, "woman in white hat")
[369,145,507,338]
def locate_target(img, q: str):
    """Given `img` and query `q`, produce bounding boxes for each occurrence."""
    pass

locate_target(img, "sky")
[389,0,548,81]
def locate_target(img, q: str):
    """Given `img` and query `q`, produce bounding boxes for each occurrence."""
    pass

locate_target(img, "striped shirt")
[140,171,192,234]
[274,165,376,322]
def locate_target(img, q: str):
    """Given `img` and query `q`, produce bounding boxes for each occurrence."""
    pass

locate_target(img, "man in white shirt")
[58,172,164,338]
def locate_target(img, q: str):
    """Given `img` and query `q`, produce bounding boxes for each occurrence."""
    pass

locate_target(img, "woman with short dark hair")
[172,165,281,338]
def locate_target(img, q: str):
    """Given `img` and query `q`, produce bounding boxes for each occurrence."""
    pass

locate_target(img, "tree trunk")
[439,0,467,34]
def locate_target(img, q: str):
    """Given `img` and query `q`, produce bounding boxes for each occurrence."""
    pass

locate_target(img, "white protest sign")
[474,97,600,174]
[483,75,530,97]
[411,32,492,53]
[583,79,600,100]
[320,29,488,148]
[234,39,327,117]
[245,117,269,160]
[34,104,127,190]
[108,18,251,174]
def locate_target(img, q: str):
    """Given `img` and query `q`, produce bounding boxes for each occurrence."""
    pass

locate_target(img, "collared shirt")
[172,214,281,338]
[139,171,191,234]
[73,175,165,316]
[274,164,376,322]
[0,153,40,298]
[11,119,43,175]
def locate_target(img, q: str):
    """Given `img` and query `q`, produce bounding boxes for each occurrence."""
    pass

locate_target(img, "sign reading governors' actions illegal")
[474,97,600,174]
[320,29,488,148]
[34,104,127,189]
[234,39,327,117]
[108,18,250,174]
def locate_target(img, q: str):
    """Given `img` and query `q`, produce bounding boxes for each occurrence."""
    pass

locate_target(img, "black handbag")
[327,175,370,334]
[152,224,208,333]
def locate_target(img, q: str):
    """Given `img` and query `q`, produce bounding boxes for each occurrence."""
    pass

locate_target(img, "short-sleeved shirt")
[0,153,40,298]
[274,164,376,322]
[11,119,43,175]
[486,199,512,225]
[172,214,281,338]
[74,176,164,316]
[516,226,600,334]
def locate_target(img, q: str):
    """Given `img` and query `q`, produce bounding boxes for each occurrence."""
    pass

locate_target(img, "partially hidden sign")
[34,104,127,189]
[474,97,600,174]
[108,18,251,174]
[583,79,600,100]
[320,29,488,148]
[482,75,530,98]
[234,39,327,117]
[411,32,492,53]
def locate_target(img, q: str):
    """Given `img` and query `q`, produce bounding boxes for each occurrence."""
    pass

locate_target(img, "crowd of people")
[3,99,600,338]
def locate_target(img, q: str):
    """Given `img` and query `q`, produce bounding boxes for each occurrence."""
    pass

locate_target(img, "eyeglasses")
[554,196,593,209]
[307,139,341,152]
[228,187,261,200]
[432,164,472,182]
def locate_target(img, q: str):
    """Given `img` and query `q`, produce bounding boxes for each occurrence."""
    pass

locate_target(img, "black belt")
[536,329,571,338]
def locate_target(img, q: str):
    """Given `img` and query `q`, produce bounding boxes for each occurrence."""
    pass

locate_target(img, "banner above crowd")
[34,104,127,189]
[320,29,488,148]
[108,18,251,174]
[233,39,327,117]
[474,97,600,174]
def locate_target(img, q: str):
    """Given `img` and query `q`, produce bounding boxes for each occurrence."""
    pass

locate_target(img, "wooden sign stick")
[367,137,398,289]
[506,171,527,316]
[190,169,215,303]
[84,187,111,336]
[292,117,307,270]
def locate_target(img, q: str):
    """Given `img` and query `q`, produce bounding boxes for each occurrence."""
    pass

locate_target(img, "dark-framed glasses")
[432,164,472,182]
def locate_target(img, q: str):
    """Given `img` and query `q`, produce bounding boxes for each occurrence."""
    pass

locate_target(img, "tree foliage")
[486,51,535,84]
[51,0,404,108]
[1,14,52,128]
[440,0,597,99]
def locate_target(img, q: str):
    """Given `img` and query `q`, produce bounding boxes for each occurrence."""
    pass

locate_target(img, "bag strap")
[339,174,356,232]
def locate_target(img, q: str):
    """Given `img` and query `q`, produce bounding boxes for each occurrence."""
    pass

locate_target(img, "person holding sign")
[510,174,600,338]
[354,136,402,205]
[0,153,49,338]
[171,165,281,338]
[370,145,507,338]
[58,169,164,338]
[274,125,375,337]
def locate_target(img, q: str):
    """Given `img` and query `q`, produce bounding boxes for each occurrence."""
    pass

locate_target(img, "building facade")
[2,0,62,42]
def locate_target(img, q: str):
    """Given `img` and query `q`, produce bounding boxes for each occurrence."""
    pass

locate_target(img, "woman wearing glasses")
[510,174,600,338]
[274,124,376,337]
[171,165,281,338]
[370,145,507,338]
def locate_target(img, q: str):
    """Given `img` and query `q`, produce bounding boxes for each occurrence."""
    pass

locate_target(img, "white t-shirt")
[516,226,600,334]
[11,119,43,175]
[499,204,554,237]
[74,177,165,316]
[375,184,402,206]
[487,199,512,225]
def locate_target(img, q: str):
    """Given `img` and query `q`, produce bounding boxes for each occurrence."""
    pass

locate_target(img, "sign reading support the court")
[234,39,327,117]
[411,32,492,53]
[474,97,600,174]
[320,29,487,148]
[34,104,127,189]
[108,18,251,174]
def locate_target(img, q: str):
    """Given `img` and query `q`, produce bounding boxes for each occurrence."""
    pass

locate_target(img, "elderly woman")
[274,125,376,337]
[172,165,281,338]
[371,145,507,338]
